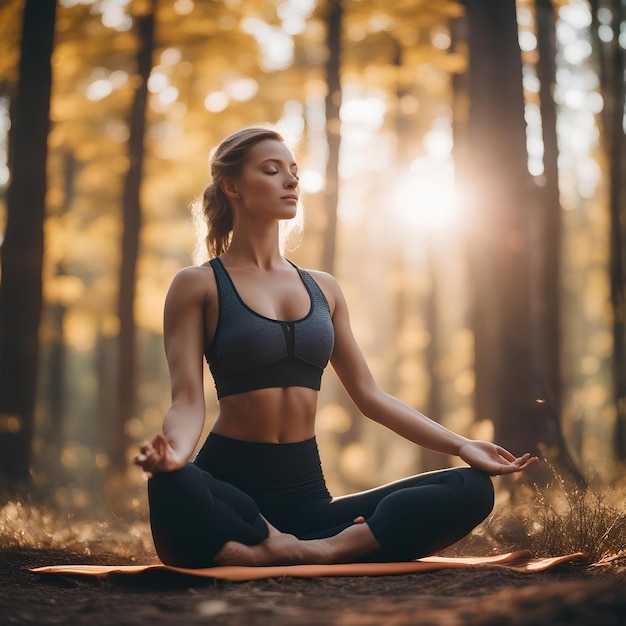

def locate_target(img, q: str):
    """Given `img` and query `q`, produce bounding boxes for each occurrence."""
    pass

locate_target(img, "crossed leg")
[214,467,494,565]
[213,516,380,566]
[149,465,494,567]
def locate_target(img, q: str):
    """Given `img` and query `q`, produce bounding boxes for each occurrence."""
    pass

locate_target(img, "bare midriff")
[210,386,319,444]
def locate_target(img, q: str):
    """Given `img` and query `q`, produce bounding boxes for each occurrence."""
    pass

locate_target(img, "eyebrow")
[260,158,298,168]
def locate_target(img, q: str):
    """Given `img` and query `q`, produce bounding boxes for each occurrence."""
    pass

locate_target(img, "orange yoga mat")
[31,551,585,581]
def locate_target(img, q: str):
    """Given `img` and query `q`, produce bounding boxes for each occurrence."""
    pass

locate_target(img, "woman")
[135,127,538,568]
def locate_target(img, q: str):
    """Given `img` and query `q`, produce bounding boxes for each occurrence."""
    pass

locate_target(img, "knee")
[148,464,206,502]
[458,467,494,517]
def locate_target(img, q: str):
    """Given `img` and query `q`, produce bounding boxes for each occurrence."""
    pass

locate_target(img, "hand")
[458,440,539,476]
[134,433,187,475]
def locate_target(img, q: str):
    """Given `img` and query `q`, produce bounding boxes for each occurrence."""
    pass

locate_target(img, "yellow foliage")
[0,0,613,492]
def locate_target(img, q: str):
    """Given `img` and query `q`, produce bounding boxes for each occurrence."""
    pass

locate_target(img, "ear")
[222,177,240,200]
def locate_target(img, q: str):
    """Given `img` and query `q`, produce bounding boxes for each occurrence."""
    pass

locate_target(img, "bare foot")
[213,540,265,566]
[213,521,380,567]
[213,532,333,566]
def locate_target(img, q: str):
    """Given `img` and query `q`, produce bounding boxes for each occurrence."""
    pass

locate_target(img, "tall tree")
[462,0,578,476]
[111,0,157,473]
[606,0,626,463]
[463,0,532,446]
[321,0,343,275]
[533,0,582,479]
[589,0,626,463]
[41,149,78,474]
[534,0,562,413]
[0,0,57,485]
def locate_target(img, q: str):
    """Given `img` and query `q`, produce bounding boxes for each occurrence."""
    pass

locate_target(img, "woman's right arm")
[135,267,210,474]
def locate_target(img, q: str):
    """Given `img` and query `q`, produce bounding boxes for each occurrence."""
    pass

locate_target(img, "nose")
[285,174,298,188]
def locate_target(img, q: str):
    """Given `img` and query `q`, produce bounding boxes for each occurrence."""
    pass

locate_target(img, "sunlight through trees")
[0,0,623,507]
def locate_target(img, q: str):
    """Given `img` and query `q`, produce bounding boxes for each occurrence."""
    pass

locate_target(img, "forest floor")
[3,475,626,626]
[2,546,626,625]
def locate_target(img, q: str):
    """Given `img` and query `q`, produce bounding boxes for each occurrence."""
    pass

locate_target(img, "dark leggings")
[148,434,494,568]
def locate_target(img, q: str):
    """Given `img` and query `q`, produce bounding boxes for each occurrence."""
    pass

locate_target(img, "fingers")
[495,446,517,463]
[511,452,530,467]
[495,454,540,475]
[518,455,539,470]
[134,452,154,471]
[512,453,538,469]
[134,437,165,472]
[134,443,151,466]
[152,433,168,452]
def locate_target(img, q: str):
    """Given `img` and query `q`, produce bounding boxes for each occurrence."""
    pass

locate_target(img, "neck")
[223,222,283,269]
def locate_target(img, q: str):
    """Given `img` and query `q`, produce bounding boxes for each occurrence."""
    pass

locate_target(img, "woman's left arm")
[317,272,538,477]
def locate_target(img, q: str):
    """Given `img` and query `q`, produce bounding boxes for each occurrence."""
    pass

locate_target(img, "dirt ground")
[2,548,625,625]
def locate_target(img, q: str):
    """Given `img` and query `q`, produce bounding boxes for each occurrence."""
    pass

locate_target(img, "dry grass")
[526,469,626,563]
[441,463,626,565]
[0,498,155,560]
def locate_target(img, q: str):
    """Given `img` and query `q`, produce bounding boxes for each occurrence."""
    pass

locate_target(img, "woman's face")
[228,139,300,221]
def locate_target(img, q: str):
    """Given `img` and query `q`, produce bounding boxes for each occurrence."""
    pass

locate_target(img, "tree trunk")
[321,0,342,275]
[111,0,157,473]
[606,0,626,462]
[0,0,56,485]
[534,0,561,412]
[589,0,626,463]
[531,0,583,480]
[463,0,541,462]
[41,149,78,482]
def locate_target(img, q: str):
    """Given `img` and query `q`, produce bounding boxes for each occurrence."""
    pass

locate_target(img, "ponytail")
[202,182,233,258]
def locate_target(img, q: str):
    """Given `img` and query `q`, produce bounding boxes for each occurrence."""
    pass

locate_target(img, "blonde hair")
[192,127,303,262]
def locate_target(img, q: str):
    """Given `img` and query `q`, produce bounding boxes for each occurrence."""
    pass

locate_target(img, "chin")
[277,207,299,220]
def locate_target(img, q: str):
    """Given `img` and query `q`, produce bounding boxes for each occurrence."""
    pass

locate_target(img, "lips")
[281,194,298,201]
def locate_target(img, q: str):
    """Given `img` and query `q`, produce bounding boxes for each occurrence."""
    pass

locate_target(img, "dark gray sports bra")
[204,257,335,399]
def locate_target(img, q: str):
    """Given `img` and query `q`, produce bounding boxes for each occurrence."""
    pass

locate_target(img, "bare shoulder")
[304,268,339,289]
[302,268,344,311]
[167,263,217,304]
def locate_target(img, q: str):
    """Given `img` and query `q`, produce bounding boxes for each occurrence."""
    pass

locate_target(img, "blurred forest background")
[0,0,624,520]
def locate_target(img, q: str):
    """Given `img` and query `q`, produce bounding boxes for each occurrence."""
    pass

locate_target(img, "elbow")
[170,387,205,413]
[170,376,205,405]
[353,384,387,421]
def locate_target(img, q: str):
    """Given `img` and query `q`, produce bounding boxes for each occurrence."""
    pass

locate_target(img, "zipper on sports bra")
[281,322,295,355]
